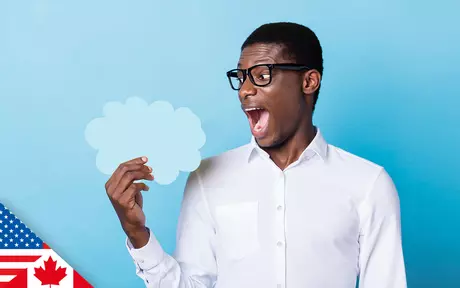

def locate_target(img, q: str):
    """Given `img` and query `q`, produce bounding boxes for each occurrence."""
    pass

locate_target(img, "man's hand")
[105,156,154,248]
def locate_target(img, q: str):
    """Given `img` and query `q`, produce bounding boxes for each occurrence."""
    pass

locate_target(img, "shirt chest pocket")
[214,201,260,261]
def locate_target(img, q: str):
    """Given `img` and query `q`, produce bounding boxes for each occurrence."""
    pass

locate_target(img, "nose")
[238,75,257,102]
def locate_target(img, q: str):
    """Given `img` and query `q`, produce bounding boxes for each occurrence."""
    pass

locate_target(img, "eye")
[236,72,245,82]
[258,74,270,80]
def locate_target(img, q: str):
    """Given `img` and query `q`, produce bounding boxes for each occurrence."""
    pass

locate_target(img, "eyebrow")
[237,58,276,69]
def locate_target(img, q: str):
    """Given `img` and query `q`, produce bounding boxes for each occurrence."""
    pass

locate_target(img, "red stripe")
[4,269,27,288]
[0,256,41,262]
[42,243,50,249]
[0,269,24,275]
[0,269,27,288]
[73,270,93,288]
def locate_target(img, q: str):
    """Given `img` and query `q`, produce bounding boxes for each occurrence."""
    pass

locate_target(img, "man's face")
[236,43,311,148]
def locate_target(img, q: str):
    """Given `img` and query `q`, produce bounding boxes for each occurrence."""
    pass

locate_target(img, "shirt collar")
[247,127,328,163]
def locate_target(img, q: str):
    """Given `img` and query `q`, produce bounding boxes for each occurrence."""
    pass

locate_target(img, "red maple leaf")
[34,256,67,287]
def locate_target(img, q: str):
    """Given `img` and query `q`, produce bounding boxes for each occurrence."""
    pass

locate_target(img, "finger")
[112,170,154,199]
[107,162,152,195]
[118,183,149,209]
[125,156,149,166]
[106,156,148,187]
[115,164,152,183]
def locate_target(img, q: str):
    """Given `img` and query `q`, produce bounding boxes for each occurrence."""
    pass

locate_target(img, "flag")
[0,203,93,287]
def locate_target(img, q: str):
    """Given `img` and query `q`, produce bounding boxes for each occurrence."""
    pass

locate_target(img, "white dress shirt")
[126,128,407,288]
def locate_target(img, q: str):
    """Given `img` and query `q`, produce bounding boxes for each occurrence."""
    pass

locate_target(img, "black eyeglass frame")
[226,63,311,90]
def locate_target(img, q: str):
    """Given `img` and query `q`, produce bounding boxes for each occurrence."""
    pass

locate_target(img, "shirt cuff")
[126,228,166,270]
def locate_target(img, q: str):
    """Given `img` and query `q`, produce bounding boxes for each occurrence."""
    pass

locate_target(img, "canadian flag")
[3,245,92,288]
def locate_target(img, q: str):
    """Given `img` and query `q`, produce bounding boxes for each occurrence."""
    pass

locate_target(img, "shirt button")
[277,205,283,211]
[277,284,282,288]
[277,241,283,247]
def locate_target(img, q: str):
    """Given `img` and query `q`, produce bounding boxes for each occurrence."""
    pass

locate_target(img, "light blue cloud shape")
[85,96,206,185]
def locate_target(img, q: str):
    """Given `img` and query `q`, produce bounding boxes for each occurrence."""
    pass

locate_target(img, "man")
[105,22,407,287]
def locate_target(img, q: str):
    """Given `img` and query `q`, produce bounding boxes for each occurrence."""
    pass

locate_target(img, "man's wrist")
[125,226,150,249]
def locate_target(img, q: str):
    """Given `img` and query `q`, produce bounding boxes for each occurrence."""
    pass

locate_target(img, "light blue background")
[1,1,459,287]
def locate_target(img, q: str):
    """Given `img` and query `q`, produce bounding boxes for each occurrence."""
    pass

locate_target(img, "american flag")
[0,202,93,287]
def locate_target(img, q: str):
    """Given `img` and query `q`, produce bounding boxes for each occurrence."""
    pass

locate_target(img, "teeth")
[245,107,264,112]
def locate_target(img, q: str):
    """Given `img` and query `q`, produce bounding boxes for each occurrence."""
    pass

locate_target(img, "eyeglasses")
[226,63,310,90]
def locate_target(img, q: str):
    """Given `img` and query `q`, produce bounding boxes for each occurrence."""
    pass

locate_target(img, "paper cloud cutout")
[85,96,206,185]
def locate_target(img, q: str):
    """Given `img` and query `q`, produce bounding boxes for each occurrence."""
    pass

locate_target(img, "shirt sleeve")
[358,168,407,288]
[126,169,217,288]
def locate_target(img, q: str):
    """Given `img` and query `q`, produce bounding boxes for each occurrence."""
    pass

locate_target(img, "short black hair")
[242,22,324,112]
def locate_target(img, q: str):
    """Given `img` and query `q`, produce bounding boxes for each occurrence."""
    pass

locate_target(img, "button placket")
[274,171,286,288]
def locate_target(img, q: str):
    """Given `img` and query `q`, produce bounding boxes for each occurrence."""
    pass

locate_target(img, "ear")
[302,69,321,95]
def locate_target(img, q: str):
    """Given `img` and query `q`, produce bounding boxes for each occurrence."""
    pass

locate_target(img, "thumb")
[122,182,149,210]
[135,191,144,209]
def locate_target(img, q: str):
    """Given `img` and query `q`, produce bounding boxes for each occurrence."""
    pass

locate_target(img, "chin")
[255,134,283,149]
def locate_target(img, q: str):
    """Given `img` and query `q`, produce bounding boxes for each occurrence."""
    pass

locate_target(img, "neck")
[263,122,317,171]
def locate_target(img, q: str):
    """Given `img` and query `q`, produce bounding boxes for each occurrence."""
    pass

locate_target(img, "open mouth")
[244,107,270,137]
